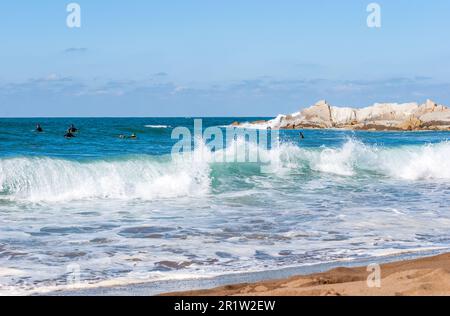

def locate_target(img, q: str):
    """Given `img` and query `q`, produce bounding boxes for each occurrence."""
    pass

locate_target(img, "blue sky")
[0,0,449,117]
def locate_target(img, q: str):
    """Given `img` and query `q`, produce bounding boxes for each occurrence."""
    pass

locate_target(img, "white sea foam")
[263,139,450,180]
[377,142,450,180]
[144,125,171,128]
[301,139,450,180]
[309,140,362,176]
[0,154,210,202]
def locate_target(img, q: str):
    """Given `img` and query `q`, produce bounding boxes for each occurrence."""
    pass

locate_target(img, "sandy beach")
[165,253,450,296]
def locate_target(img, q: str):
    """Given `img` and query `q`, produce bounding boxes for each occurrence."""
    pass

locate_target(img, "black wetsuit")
[36,125,43,132]
[64,132,75,138]
[68,125,78,133]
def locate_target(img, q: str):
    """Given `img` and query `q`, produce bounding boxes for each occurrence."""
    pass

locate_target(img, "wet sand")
[164,253,450,296]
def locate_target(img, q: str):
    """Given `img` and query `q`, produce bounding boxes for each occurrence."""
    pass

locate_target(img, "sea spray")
[171,119,280,166]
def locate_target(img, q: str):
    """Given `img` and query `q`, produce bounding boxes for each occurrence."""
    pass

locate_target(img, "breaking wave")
[306,139,450,180]
[1,139,450,202]
[0,154,211,202]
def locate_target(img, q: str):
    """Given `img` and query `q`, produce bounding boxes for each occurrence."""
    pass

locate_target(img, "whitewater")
[2,139,450,203]
[1,117,450,295]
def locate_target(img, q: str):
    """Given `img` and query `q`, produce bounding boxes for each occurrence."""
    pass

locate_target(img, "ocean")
[1,117,450,295]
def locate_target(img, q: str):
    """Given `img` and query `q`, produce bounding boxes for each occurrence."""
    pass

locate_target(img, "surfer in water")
[36,124,43,132]
[67,124,78,133]
[299,131,305,139]
[118,133,137,139]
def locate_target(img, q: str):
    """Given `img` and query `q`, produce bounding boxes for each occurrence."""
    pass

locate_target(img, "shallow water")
[1,118,450,295]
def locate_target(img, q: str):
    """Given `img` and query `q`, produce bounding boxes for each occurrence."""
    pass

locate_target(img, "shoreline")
[164,252,450,296]
[49,249,448,296]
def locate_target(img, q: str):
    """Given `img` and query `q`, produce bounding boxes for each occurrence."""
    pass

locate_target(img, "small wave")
[144,125,171,129]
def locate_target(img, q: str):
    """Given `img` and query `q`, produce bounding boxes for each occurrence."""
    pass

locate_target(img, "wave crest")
[0,155,210,202]
[2,139,450,202]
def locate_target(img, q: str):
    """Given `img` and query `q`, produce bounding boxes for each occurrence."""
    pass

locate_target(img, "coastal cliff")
[233,99,450,131]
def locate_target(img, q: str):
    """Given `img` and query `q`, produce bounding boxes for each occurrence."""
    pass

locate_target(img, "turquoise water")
[1,117,450,294]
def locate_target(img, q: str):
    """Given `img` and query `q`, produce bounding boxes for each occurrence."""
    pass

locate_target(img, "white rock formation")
[233,99,450,131]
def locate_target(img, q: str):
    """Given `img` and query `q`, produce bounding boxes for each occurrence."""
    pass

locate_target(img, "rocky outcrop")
[236,99,450,131]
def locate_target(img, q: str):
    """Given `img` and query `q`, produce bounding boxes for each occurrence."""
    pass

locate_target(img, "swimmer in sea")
[36,124,43,132]
[130,133,137,139]
[299,131,305,139]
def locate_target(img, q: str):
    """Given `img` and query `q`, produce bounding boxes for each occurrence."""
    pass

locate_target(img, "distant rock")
[233,99,450,131]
